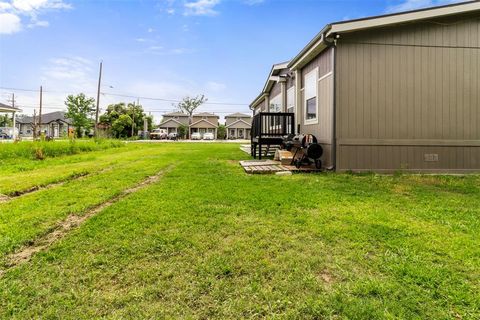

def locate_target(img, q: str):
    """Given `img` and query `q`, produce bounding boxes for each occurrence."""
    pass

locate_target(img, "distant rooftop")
[225,112,251,118]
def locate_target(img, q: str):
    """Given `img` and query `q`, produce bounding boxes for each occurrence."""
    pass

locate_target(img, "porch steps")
[239,160,321,174]
[240,144,280,158]
[274,149,294,165]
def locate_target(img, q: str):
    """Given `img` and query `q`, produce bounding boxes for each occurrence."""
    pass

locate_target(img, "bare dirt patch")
[0,166,174,277]
[0,194,9,203]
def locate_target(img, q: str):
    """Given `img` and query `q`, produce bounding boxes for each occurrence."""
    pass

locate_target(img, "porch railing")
[251,112,295,141]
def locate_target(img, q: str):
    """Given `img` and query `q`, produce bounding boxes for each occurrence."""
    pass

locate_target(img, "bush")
[0,139,125,160]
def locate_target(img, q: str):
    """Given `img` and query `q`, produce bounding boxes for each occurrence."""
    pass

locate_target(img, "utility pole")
[9,93,16,140]
[33,109,37,140]
[131,100,135,137]
[38,86,43,138]
[95,61,103,138]
[143,110,149,140]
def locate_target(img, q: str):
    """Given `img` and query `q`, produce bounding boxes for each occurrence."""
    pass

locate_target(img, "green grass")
[0,139,124,161]
[0,143,479,319]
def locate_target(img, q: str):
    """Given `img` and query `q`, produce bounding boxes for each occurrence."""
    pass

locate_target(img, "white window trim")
[269,93,282,130]
[286,86,295,114]
[304,67,318,125]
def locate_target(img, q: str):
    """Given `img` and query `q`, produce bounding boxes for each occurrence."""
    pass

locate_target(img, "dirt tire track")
[0,165,174,277]
[0,165,122,204]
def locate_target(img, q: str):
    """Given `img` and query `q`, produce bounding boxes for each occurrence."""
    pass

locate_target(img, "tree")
[217,124,226,140]
[64,93,95,137]
[100,102,152,138]
[111,114,133,138]
[0,114,12,127]
[177,124,188,139]
[174,95,207,120]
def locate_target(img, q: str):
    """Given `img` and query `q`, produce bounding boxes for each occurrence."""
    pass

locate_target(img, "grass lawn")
[0,143,479,319]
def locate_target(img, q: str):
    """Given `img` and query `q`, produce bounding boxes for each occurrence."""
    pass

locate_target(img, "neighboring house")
[16,111,73,138]
[250,1,480,172]
[0,102,21,139]
[225,113,252,139]
[250,61,295,116]
[190,112,219,138]
[158,112,189,134]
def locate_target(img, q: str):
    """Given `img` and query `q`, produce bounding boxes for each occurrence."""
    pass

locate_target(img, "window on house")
[304,69,317,122]
[270,94,282,126]
[287,87,295,114]
[306,97,316,120]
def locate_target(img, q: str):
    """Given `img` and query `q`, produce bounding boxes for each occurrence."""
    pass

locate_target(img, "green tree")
[177,124,188,139]
[111,114,133,138]
[64,93,95,138]
[0,114,13,127]
[217,124,226,140]
[100,102,152,138]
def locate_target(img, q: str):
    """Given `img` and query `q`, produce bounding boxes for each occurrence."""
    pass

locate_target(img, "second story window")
[287,86,295,114]
[304,68,317,123]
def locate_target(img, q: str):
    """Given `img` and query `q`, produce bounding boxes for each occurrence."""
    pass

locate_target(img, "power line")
[13,105,249,114]
[0,86,250,106]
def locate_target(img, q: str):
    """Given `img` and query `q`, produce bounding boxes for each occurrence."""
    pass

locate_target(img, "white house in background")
[225,113,252,140]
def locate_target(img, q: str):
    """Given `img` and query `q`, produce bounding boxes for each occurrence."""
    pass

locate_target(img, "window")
[287,87,295,114]
[304,68,317,123]
[269,94,281,126]
[269,94,281,113]
[306,98,316,120]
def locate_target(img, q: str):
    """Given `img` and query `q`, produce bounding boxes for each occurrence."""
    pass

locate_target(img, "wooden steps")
[239,160,322,174]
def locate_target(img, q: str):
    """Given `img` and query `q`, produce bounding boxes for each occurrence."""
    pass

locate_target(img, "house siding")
[335,14,480,172]
[269,81,281,104]
[225,117,251,126]
[298,47,334,168]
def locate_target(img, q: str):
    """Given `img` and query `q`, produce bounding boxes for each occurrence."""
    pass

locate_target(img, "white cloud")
[0,0,71,34]
[166,8,175,14]
[387,0,467,13]
[0,12,21,34]
[0,2,12,12]
[42,56,95,92]
[28,19,49,28]
[12,0,71,12]
[184,0,220,16]
[205,81,226,92]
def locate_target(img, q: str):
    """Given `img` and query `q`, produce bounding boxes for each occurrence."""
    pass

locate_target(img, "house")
[158,112,189,134]
[250,61,295,116]
[190,112,219,138]
[0,102,21,139]
[225,113,252,139]
[250,1,480,172]
[16,111,73,138]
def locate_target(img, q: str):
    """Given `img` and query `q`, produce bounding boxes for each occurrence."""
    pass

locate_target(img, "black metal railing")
[251,112,295,141]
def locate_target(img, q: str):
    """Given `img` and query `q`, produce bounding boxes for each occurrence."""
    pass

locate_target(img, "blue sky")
[0,0,464,121]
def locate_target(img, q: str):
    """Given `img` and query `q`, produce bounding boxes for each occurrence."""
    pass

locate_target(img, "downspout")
[324,34,338,171]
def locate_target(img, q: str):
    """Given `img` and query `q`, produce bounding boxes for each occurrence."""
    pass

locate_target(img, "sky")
[0,0,466,122]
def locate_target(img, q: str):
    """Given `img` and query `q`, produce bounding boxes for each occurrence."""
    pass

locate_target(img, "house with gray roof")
[190,112,219,139]
[225,113,252,140]
[16,111,72,138]
[158,112,189,134]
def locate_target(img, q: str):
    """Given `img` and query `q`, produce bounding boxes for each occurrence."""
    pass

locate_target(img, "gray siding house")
[158,112,189,134]
[16,111,72,138]
[225,113,252,139]
[250,1,480,172]
[190,113,219,138]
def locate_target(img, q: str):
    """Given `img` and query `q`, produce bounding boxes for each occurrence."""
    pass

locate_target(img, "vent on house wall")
[424,154,439,162]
